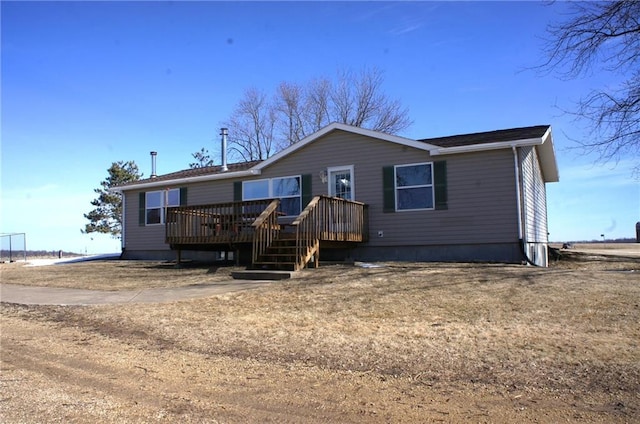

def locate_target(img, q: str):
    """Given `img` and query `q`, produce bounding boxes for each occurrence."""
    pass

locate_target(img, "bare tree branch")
[275,82,306,146]
[538,1,640,175]
[223,88,277,161]
[304,77,332,134]
[221,67,412,161]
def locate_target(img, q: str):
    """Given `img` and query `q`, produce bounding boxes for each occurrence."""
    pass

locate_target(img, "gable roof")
[253,123,439,171]
[113,122,558,192]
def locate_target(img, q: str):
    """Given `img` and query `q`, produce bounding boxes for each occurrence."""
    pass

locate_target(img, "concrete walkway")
[0,280,272,306]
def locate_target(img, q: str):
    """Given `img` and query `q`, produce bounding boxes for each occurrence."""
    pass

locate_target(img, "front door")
[328,166,354,200]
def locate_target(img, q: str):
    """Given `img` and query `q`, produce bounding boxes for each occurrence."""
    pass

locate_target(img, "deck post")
[176,249,182,265]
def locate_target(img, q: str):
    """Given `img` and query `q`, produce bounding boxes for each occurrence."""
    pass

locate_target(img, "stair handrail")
[251,199,281,265]
[292,195,369,269]
[291,196,322,270]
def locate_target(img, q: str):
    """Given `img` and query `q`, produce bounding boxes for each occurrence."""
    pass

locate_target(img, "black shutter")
[301,174,313,207]
[179,187,187,206]
[233,181,243,201]
[434,161,448,210]
[382,166,395,213]
[138,192,146,226]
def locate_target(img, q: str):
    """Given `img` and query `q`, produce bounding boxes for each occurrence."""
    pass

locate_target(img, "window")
[243,180,269,199]
[146,188,180,225]
[243,176,301,216]
[395,163,434,211]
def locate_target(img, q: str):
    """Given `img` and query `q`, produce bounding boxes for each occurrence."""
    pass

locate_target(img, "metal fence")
[0,232,27,263]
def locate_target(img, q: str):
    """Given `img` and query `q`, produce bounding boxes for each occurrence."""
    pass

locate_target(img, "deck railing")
[166,199,274,245]
[292,196,368,270]
[251,199,282,264]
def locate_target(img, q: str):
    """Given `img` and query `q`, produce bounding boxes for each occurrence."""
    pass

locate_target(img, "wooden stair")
[251,233,310,271]
[249,196,365,272]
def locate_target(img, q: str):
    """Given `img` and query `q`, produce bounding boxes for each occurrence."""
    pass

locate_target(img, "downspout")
[120,195,126,258]
[512,146,537,266]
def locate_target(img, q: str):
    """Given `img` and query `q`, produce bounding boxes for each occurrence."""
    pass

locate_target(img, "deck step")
[251,261,297,271]
[231,270,295,280]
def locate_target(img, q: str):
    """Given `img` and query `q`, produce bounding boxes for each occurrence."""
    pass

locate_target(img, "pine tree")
[83,161,141,237]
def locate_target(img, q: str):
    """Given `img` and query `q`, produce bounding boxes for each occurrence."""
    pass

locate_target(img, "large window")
[243,176,301,216]
[395,163,434,211]
[146,189,180,225]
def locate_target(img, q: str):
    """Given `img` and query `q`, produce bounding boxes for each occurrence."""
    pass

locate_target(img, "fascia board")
[536,127,559,182]
[429,137,544,156]
[110,169,261,193]
[254,123,435,171]
[340,124,439,150]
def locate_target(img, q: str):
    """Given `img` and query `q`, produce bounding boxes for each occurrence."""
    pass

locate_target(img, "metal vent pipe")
[150,151,157,178]
[220,128,229,172]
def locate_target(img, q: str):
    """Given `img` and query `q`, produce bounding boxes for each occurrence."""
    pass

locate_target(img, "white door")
[328,166,354,200]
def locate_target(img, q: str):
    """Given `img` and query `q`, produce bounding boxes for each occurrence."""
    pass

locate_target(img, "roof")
[253,123,438,171]
[113,123,558,192]
[112,160,262,192]
[421,125,551,148]
[425,124,558,182]
[137,160,260,184]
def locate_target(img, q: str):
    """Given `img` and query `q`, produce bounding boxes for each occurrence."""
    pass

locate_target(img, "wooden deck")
[166,199,275,246]
[166,197,368,270]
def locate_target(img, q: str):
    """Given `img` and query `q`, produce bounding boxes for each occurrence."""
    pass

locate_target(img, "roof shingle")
[420,125,550,148]
[117,160,262,188]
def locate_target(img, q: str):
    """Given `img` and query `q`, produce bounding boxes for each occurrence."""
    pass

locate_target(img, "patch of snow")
[354,262,385,268]
[26,253,120,267]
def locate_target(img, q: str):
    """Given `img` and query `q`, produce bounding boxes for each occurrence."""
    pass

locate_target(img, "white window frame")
[242,175,302,217]
[146,188,180,225]
[327,165,355,200]
[394,162,435,211]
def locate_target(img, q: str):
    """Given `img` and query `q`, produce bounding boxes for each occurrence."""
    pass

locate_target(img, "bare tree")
[304,77,332,134]
[275,81,306,146]
[539,1,640,175]
[224,88,278,161]
[222,67,412,161]
[331,68,356,126]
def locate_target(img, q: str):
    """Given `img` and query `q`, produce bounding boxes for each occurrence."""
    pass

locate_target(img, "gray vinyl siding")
[123,181,238,251]
[123,189,169,251]
[122,130,522,252]
[253,131,519,246]
[519,146,548,243]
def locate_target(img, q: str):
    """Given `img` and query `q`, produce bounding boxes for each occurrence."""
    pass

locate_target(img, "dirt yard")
[1,246,639,423]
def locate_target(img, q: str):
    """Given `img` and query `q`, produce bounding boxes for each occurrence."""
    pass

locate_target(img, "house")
[112,122,558,268]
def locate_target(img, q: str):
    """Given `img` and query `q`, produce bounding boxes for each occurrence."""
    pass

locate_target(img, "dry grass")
[59,259,638,390]
[5,254,639,389]
[1,246,639,422]
[1,260,244,290]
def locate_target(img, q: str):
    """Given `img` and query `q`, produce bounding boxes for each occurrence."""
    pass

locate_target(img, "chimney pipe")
[150,151,157,178]
[220,128,229,172]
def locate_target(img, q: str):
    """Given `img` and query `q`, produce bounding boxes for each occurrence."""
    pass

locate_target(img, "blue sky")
[1,1,638,254]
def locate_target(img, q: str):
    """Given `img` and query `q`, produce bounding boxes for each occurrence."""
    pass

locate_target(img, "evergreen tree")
[83,161,141,237]
[189,147,214,168]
